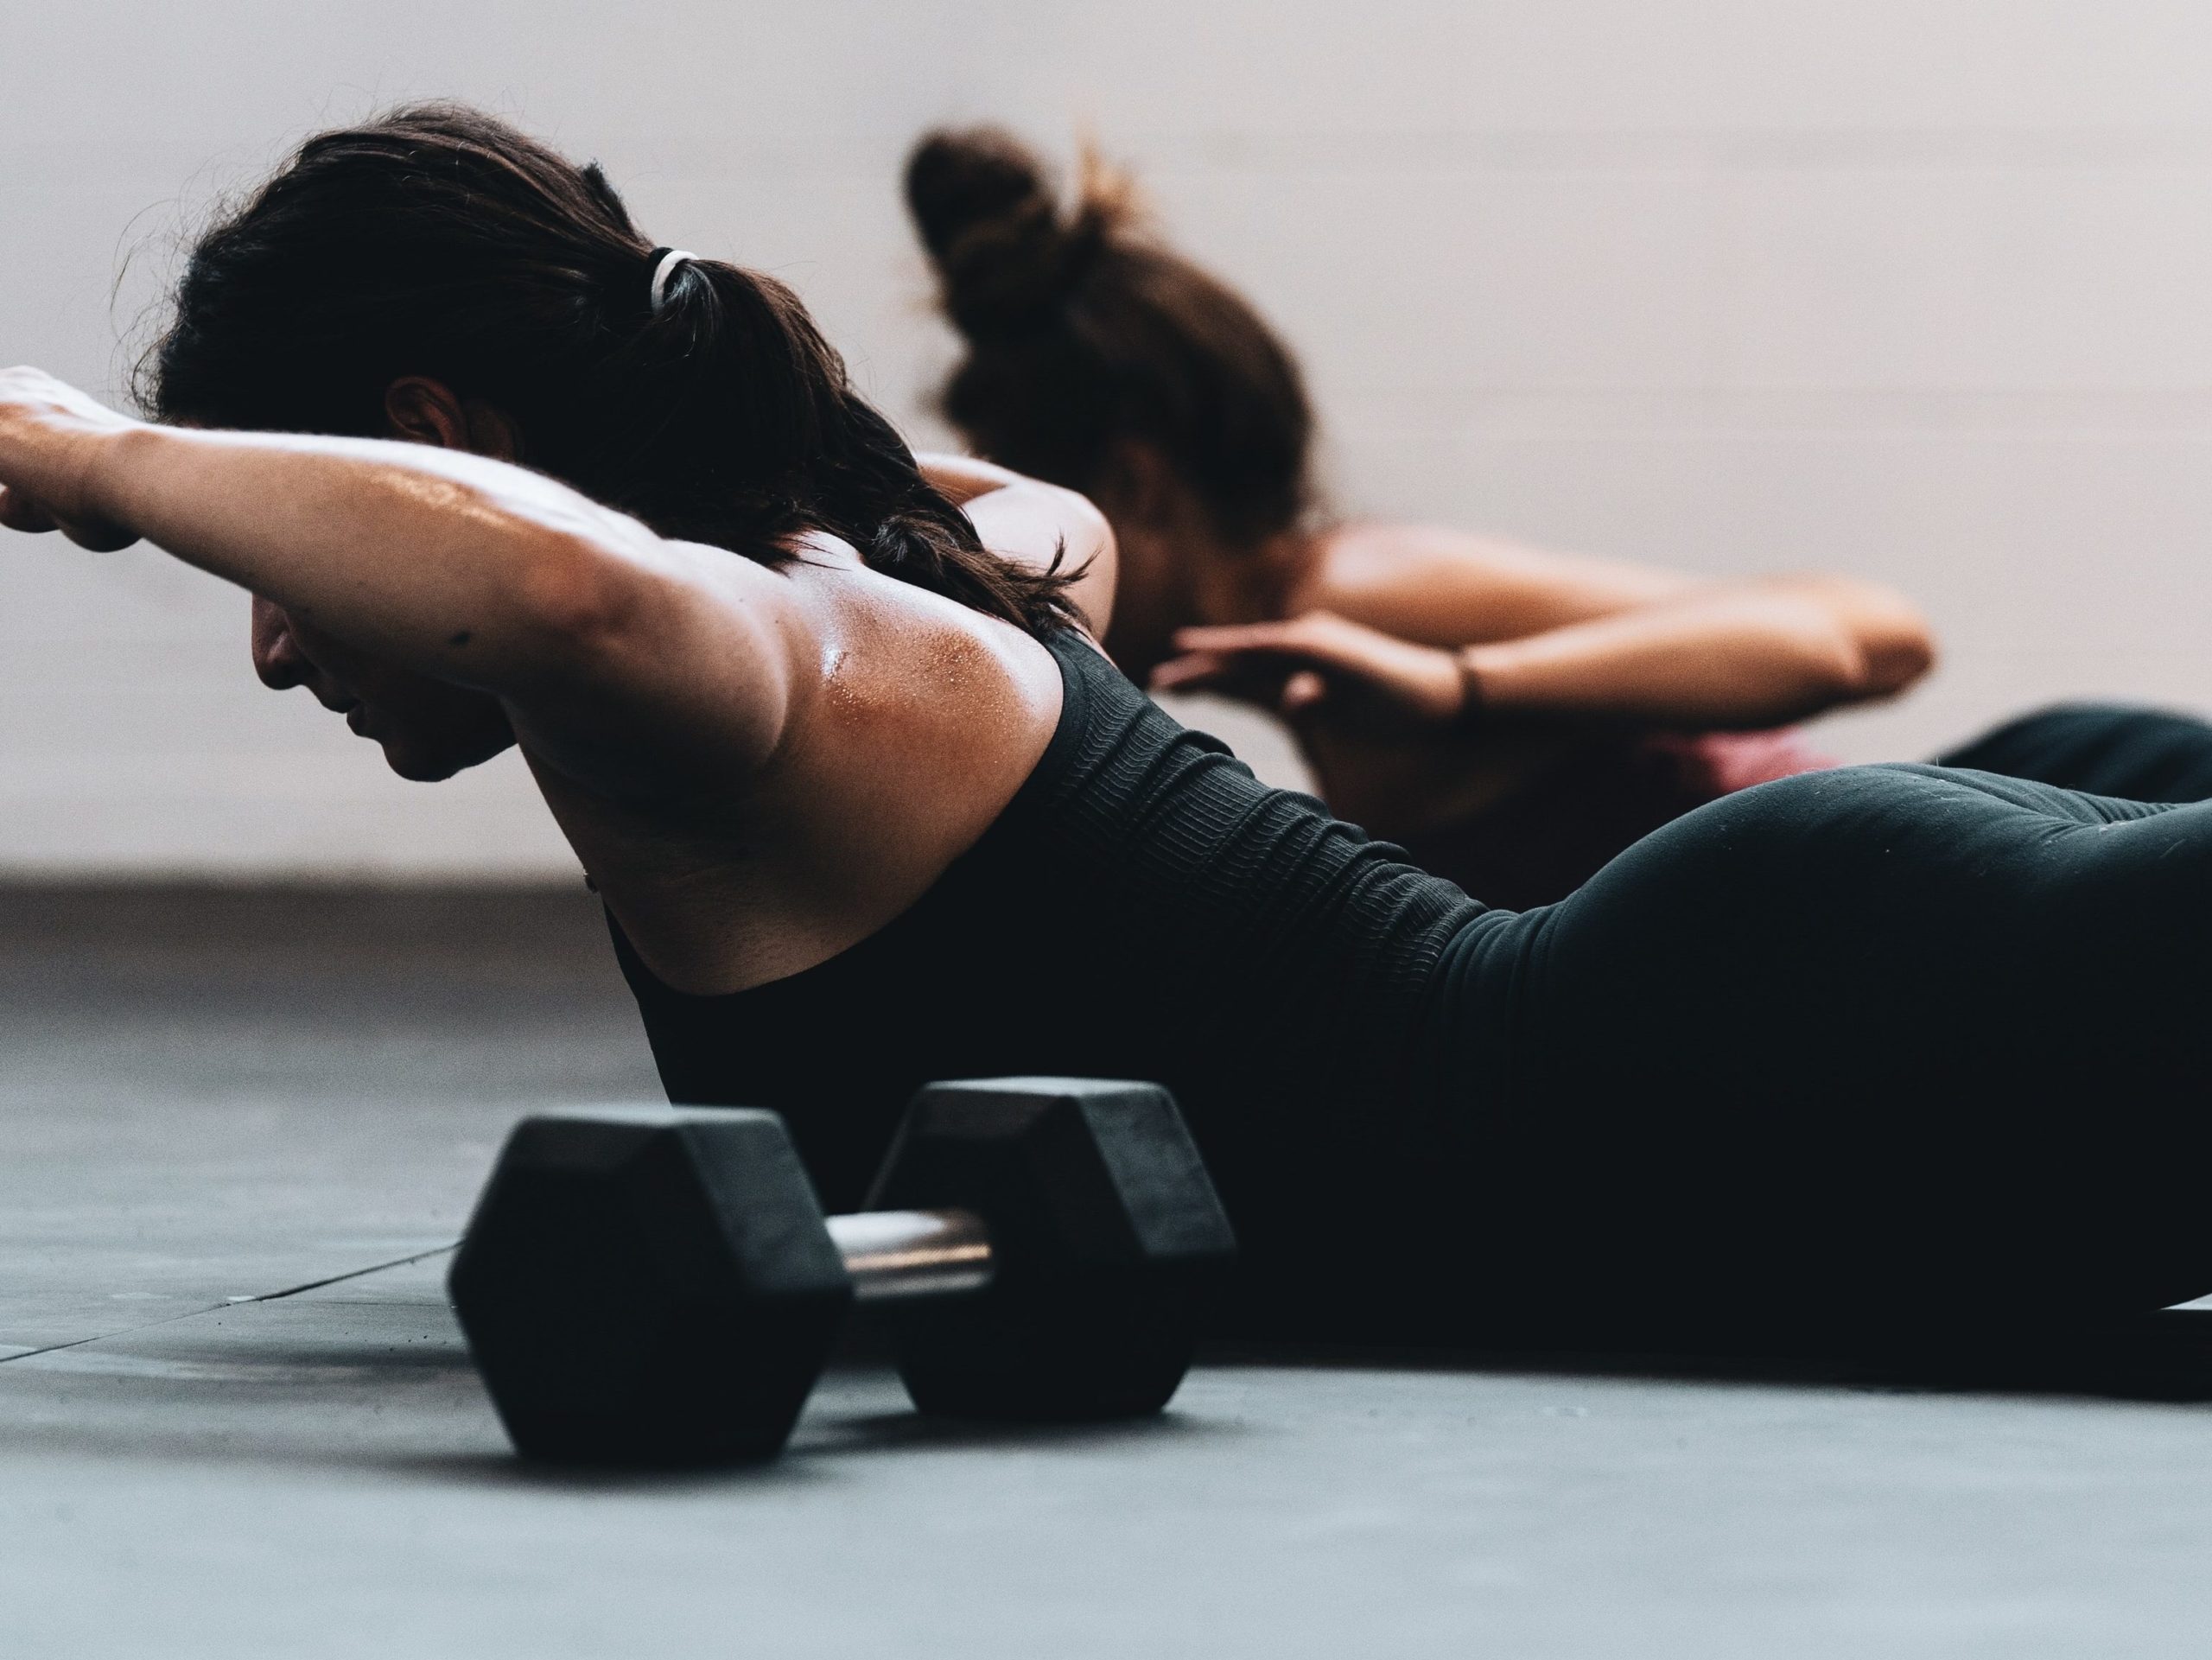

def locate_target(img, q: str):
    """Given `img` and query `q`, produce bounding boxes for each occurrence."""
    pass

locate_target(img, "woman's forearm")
[1462,580,1934,728]
[86,423,662,692]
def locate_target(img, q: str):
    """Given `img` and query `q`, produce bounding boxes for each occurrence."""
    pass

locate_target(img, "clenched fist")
[0,367,143,551]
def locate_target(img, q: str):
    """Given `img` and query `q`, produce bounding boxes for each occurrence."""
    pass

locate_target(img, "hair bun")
[905,128,1119,338]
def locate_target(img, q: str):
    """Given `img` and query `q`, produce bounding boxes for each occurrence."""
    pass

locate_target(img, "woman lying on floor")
[903,128,2212,907]
[4,104,2210,1345]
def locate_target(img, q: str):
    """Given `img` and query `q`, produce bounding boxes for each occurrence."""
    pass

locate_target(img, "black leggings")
[1429,704,2212,1339]
[1936,701,2212,803]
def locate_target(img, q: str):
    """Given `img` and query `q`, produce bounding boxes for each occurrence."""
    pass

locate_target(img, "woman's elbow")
[1778,576,1937,702]
[1863,622,1937,697]
[1807,627,1933,712]
[1844,590,1938,700]
[1045,483,1118,632]
[1039,480,1113,570]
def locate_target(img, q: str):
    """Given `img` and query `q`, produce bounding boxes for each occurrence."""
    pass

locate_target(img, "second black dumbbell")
[448,1076,1237,1464]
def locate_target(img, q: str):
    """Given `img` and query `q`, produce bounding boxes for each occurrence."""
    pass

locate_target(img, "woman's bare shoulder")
[772,555,1067,849]
[566,555,1068,997]
[792,555,1064,723]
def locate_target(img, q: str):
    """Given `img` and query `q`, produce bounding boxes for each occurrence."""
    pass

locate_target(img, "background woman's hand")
[0,368,143,550]
[1150,610,1468,732]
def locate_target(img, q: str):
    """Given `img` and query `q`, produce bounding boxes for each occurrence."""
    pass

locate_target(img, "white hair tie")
[649,247,698,313]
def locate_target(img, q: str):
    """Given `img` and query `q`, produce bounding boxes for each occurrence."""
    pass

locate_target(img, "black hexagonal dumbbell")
[448,1077,1237,1464]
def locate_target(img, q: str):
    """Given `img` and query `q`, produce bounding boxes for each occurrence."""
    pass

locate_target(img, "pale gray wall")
[8,1,2212,875]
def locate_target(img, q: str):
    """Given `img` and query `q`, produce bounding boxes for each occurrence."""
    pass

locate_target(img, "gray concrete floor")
[3,884,2211,1657]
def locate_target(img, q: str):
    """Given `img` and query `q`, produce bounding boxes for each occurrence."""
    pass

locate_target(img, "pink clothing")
[1648,728,1839,798]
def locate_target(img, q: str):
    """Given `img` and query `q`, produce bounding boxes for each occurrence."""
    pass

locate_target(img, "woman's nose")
[251,603,310,690]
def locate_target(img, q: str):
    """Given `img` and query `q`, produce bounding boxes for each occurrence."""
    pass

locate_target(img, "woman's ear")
[383,378,523,461]
[383,378,469,448]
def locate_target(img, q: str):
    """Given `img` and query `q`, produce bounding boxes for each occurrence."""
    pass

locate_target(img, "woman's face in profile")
[249,595,516,781]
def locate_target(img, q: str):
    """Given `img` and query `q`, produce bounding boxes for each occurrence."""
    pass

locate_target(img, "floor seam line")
[0,1302,236,1366]
[238,1242,459,1305]
[0,1242,460,1364]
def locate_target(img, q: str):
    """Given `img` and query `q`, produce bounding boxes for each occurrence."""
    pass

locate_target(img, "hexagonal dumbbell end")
[448,1106,853,1465]
[864,1077,1237,1421]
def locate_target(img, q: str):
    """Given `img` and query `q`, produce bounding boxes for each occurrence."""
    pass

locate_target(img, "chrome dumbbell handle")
[826,1207,995,1302]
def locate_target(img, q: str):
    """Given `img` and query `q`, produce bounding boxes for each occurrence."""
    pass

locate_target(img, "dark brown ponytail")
[143,104,1080,635]
[905,128,1315,550]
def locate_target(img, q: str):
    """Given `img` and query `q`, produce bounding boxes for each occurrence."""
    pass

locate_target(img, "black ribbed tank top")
[610,629,1491,1313]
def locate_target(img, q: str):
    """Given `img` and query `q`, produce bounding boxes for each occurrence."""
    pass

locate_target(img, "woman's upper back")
[611,626,1488,1263]
[531,543,1070,998]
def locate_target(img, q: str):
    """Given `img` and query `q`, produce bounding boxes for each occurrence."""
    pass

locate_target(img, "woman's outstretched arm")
[0,368,808,778]
[1300,527,1935,728]
[1154,595,1926,734]
[1419,578,1931,728]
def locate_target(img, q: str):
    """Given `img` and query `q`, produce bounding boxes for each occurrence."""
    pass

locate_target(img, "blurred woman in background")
[903,130,2212,906]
